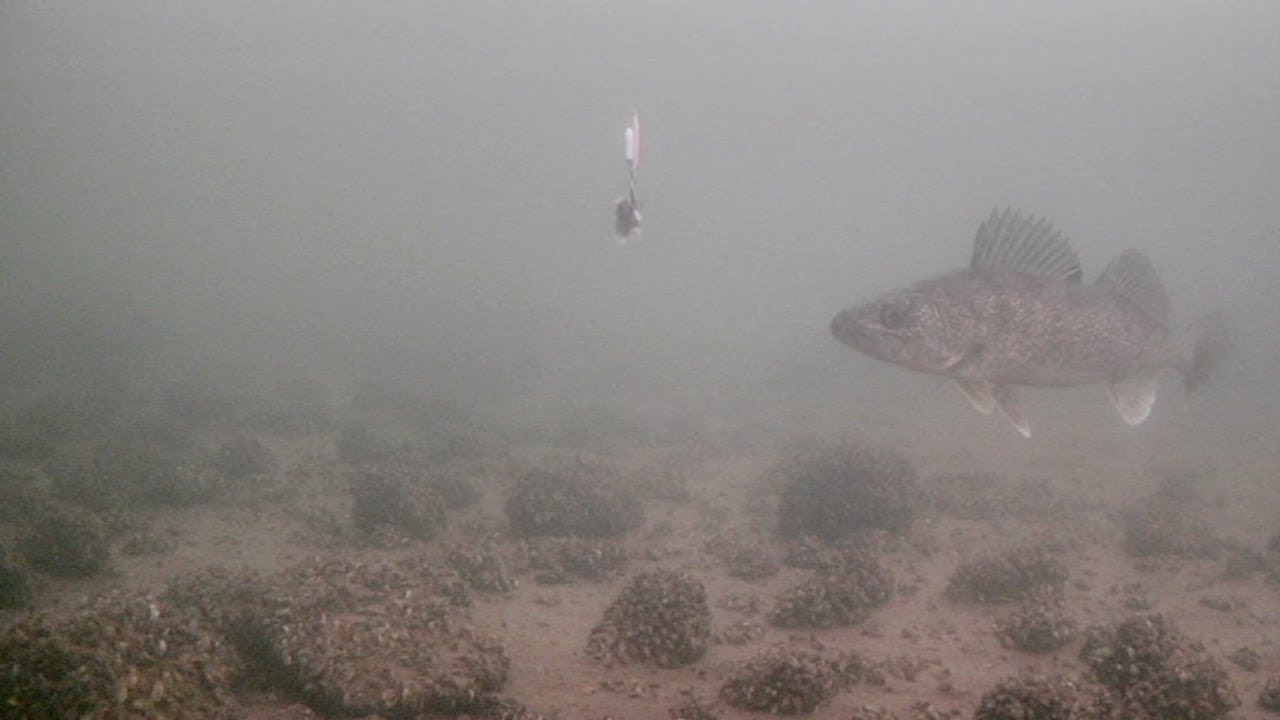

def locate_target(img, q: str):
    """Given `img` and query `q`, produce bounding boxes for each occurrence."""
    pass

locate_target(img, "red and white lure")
[614,111,643,242]
[624,110,641,179]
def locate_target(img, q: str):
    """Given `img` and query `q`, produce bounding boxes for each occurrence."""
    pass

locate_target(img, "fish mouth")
[830,309,866,349]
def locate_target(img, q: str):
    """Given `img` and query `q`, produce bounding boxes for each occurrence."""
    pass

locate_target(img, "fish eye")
[880,301,911,329]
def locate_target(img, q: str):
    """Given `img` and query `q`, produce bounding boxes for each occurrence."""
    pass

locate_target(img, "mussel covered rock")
[719,649,865,715]
[0,590,242,718]
[1121,490,1221,559]
[770,550,892,629]
[773,441,917,540]
[171,556,506,718]
[994,590,1076,653]
[208,434,275,479]
[1259,677,1280,712]
[446,542,516,593]
[350,463,448,540]
[1080,614,1238,720]
[586,570,711,667]
[523,537,628,584]
[946,546,1067,604]
[17,504,110,578]
[0,553,30,610]
[974,674,1111,720]
[506,460,642,538]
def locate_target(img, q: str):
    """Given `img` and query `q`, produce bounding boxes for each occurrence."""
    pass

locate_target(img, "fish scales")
[830,208,1225,437]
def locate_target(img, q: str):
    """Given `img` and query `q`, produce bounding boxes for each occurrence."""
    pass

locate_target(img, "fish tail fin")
[1180,311,1229,392]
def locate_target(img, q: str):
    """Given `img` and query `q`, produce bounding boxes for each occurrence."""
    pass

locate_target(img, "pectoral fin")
[992,384,1031,438]
[1107,376,1158,425]
[953,379,996,415]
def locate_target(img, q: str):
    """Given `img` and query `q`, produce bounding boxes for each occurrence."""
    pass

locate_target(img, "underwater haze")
[7,2,1280,719]
[3,1,1278,436]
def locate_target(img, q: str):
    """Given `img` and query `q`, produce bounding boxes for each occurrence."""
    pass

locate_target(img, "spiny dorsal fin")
[971,208,1083,282]
[1096,250,1171,327]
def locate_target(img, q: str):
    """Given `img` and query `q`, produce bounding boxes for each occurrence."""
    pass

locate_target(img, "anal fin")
[992,384,1031,438]
[1107,376,1158,425]
[953,379,996,415]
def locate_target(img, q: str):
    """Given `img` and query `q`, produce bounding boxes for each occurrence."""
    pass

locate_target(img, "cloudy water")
[2,2,1279,718]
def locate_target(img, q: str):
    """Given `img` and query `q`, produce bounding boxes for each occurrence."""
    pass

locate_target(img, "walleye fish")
[830,208,1226,438]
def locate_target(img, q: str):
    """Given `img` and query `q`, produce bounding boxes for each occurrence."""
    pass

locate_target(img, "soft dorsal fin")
[1096,249,1171,326]
[971,208,1083,281]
